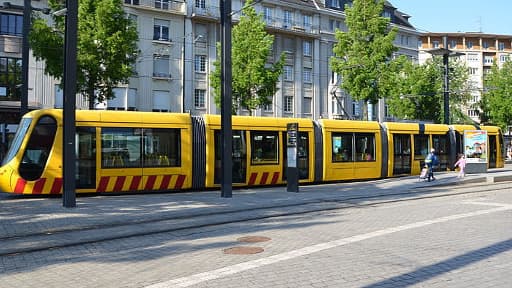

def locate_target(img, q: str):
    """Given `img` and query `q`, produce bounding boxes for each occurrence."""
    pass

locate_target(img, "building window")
[283,65,293,81]
[500,54,509,62]
[153,90,170,112]
[449,40,457,49]
[284,96,293,113]
[469,67,478,75]
[154,0,169,10]
[499,42,505,51]
[153,55,170,78]
[329,19,342,32]
[0,57,21,101]
[263,7,273,23]
[467,53,479,62]
[432,41,439,48]
[195,0,206,8]
[263,97,273,112]
[303,40,312,57]
[484,56,494,64]
[153,19,170,41]
[283,10,292,28]
[194,55,207,72]
[0,13,23,36]
[326,0,342,9]
[303,15,312,29]
[124,0,140,5]
[303,68,312,83]
[417,40,422,49]
[483,41,489,49]
[466,41,473,49]
[303,97,312,114]
[194,89,206,108]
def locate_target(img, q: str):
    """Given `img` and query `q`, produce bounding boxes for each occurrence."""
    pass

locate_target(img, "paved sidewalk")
[1,167,511,255]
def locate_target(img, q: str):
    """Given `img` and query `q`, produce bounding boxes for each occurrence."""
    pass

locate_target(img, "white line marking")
[145,205,512,288]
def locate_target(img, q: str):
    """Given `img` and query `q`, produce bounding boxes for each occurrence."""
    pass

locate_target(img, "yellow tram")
[0,109,505,195]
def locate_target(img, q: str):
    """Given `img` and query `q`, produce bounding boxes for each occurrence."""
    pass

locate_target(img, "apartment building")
[418,32,512,123]
[0,0,418,137]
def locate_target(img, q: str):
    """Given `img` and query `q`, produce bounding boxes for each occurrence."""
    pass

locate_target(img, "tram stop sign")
[287,123,299,192]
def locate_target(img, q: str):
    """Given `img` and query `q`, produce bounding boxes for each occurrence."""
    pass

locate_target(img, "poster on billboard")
[464,130,488,163]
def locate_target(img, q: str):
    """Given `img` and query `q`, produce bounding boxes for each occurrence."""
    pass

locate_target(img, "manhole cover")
[223,246,264,255]
[237,236,272,243]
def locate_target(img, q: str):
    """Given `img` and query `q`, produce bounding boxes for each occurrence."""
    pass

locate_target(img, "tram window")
[332,133,353,162]
[2,118,31,165]
[143,128,181,167]
[251,131,279,164]
[19,116,57,181]
[355,133,375,161]
[414,135,429,160]
[101,128,142,168]
[433,135,449,156]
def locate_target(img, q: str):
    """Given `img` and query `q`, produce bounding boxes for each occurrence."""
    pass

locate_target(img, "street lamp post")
[62,1,78,208]
[425,36,464,125]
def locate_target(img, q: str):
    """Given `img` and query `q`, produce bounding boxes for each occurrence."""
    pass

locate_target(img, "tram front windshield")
[2,118,32,166]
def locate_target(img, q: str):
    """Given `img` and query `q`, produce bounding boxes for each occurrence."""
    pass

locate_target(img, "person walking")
[454,153,467,178]
[424,148,439,182]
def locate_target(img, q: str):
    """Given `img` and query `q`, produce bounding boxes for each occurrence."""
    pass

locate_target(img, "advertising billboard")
[464,130,488,163]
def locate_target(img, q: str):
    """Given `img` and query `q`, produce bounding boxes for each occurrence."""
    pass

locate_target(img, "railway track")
[1,181,510,257]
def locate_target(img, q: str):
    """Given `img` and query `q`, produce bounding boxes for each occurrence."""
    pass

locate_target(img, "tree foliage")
[386,56,472,123]
[482,60,512,129]
[211,0,284,115]
[29,0,139,109]
[331,0,398,120]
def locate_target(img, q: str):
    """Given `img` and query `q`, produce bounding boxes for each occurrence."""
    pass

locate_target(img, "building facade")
[418,32,512,123]
[0,0,419,139]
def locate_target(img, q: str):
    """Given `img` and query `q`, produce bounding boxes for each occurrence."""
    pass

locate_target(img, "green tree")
[482,61,512,129]
[211,0,284,115]
[29,0,138,109]
[331,0,398,120]
[386,56,472,123]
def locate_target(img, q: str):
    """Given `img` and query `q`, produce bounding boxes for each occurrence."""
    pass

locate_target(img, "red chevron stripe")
[248,173,257,185]
[114,176,126,192]
[145,175,157,191]
[160,175,171,190]
[33,178,47,194]
[14,178,26,194]
[175,175,185,189]
[97,176,109,192]
[271,172,280,184]
[260,172,269,184]
[50,178,62,194]
[130,176,141,191]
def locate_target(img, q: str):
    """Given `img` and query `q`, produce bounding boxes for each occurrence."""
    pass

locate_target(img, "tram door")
[488,135,497,168]
[214,130,247,184]
[393,134,411,175]
[76,127,96,189]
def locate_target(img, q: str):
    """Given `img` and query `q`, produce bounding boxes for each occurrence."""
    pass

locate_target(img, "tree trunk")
[87,87,95,110]
[362,100,369,121]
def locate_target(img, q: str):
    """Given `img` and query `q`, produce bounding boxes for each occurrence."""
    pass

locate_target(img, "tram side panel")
[202,115,316,188]
[318,119,382,182]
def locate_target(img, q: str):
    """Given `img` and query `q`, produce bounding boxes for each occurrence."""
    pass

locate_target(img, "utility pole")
[220,0,232,198]
[62,0,78,208]
[21,0,31,117]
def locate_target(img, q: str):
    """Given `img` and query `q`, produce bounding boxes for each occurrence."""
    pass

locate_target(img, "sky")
[389,0,512,35]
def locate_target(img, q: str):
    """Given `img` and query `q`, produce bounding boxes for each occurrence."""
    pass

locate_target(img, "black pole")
[63,0,78,208]
[220,0,232,198]
[21,0,31,117]
[443,36,450,125]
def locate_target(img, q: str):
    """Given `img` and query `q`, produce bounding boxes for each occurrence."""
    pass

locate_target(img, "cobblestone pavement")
[1,168,512,287]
